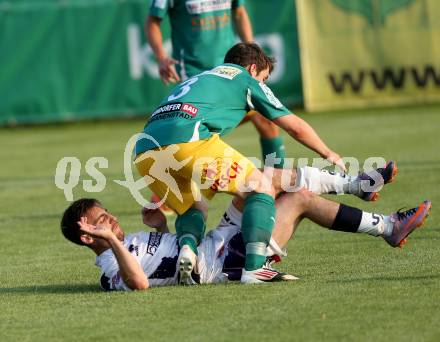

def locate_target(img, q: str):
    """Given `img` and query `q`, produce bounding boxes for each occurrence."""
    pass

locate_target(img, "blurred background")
[1,2,440,341]
[2,0,437,126]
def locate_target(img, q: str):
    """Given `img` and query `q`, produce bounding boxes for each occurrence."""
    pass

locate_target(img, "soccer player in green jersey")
[147,0,252,83]
[135,43,345,284]
[146,0,286,174]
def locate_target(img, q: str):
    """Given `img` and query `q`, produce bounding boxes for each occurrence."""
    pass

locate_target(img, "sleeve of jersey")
[232,0,246,9]
[149,0,170,19]
[99,256,131,291]
[248,81,291,120]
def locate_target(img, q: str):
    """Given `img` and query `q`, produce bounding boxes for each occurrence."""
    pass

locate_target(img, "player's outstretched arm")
[233,6,253,43]
[78,217,149,290]
[145,15,180,84]
[274,115,346,172]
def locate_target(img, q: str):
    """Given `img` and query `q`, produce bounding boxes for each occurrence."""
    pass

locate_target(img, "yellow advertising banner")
[296,0,440,111]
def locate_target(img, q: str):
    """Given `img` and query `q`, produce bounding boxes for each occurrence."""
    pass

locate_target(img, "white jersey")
[96,231,179,290]
[96,203,285,290]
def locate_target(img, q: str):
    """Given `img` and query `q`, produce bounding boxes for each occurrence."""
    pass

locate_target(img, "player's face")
[248,64,270,83]
[254,67,270,83]
[86,205,125,241]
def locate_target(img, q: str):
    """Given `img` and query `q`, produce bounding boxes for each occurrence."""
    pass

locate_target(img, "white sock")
[357,212,393,237]
[296,166,361,195]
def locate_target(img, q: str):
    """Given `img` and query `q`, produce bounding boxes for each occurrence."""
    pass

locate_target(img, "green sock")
[179,236,198,255]
[260,136,285,169]
[241,193,276,270]
[245,242,267,271]
[175,208,206,255]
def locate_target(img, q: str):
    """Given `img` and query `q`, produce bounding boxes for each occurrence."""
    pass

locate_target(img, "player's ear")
[80,234,94,245]
[246,64,258,77]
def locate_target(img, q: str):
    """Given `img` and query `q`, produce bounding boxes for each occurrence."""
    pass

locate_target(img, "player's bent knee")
[252,173,276,197]
[295,188,314,208]
[271,168,297,195]
[244,169,274,197]
[254,184,276,198]
[282,188,313,208]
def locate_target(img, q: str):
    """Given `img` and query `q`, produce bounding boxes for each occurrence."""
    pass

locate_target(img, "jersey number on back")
[168,77,199,101]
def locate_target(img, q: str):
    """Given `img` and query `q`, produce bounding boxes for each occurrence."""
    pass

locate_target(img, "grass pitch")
[0,105,439,341]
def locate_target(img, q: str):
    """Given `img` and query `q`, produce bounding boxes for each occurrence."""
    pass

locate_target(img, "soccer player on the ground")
[146,0,286,174]
[59,171,431,290]
[134,42,349,284]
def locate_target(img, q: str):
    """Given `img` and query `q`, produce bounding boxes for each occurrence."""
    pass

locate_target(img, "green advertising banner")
[0,0,157,125]
[296,0,440,111]
[0,0,302,125]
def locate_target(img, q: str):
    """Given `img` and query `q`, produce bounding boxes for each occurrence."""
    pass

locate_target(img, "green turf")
[1,105,439,341]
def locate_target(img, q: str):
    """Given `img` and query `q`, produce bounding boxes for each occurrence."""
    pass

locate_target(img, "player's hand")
[325,150,346,172]
[158,57,180,85]
[77,216,114,241]
[141,206,168,231]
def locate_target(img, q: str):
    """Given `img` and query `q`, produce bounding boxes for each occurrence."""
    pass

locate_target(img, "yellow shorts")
[135,134,256,215]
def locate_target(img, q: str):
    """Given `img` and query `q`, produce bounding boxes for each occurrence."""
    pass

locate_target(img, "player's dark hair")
[224,42,275,74]
[60,198,102,246]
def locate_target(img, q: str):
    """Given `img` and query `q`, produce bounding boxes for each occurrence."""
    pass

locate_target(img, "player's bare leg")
[270,192,307,249]
[232,189,336,250]
[270,189,431,250]
[235,190,328,282]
